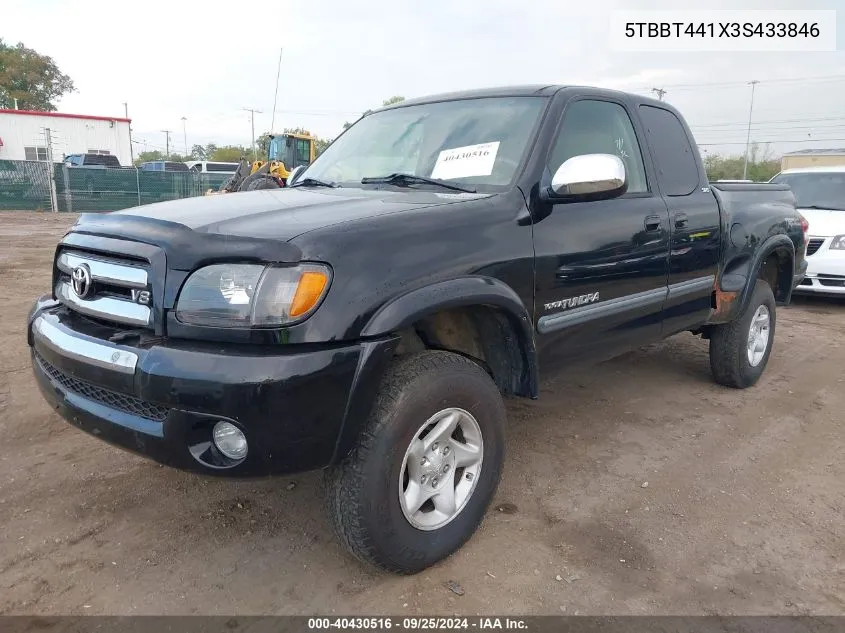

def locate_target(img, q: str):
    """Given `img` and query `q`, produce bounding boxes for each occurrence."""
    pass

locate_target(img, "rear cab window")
[638,105,700,196]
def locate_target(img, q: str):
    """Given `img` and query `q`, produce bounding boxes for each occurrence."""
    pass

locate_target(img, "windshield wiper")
[801,204,845,211]
[290,177,338,188]
[361,173,476,193]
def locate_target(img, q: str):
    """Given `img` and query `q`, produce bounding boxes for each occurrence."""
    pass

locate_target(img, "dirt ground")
[0,211,842,616]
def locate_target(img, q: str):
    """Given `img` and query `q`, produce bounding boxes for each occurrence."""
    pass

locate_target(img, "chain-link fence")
[0,160,232,212]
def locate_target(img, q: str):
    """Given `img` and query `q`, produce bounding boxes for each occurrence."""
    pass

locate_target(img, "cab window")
[549,100,648,194]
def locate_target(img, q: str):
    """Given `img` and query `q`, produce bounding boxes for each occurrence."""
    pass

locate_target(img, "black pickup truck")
[28,85,807,574]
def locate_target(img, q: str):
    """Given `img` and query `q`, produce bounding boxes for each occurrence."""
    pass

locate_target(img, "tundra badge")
[544,291,600,311]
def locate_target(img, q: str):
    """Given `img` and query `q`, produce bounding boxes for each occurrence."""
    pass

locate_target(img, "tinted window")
[295,139,311,167]
[83,154,117,166]
[165,162,188,172]
[639,105,699,196]
[770,172,845,211]
[549,100,648,193]
[207,162,238,172]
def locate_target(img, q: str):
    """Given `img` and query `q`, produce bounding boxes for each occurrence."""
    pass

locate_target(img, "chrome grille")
[806,238,825,256]
[56,249,151,327]
[35,352,169,422]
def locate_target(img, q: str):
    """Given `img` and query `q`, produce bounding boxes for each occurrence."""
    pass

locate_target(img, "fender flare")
[718,234,795,321]
[361,275,539,397]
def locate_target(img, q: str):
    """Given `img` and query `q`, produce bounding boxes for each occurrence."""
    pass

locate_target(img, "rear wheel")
[709,279,776,388]
[325,351,506,574]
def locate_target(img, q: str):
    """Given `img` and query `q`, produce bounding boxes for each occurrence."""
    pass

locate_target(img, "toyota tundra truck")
[27,85,808,574]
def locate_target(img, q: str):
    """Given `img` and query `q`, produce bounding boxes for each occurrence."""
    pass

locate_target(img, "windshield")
[770,171,845,210]
[301,96,547,190]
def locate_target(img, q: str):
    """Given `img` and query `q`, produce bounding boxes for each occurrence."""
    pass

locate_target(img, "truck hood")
[798,207,845,238]
[114,187,491,241]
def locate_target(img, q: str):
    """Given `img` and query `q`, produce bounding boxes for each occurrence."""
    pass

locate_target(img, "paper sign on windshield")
[430,142,500,180]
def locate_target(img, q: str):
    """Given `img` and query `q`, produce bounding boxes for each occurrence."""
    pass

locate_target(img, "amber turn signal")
[290,271,329,317]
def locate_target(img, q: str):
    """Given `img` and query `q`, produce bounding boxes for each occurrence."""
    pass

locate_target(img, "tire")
[709,279,776,388]
[248,177,280,190]
[326,351,506,574]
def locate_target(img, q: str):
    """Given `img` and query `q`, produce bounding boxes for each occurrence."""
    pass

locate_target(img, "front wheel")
[247,177,280,190]
[325,351,506,574]
[709,279,776,388]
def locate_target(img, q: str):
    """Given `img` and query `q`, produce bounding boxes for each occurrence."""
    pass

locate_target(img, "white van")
[185,161,239,174]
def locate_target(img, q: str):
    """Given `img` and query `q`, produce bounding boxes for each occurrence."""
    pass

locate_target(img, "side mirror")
[287,165,305,185]
[550,154,627,201]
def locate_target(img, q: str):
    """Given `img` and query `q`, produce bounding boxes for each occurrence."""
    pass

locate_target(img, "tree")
[343,95,406,129]
[0,40,75,111]
[191,144,208,160]
[134,150,165,166]
[314,137,331,156]
[133,150,189,166]
[210,145,251,162]
[256,132,272,161]
[702,143,780,183]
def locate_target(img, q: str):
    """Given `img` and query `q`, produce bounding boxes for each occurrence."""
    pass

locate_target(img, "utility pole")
[161,129,172,157]
[242,107,262,160]
[123,102,134,164]
[651,87,667,101]
[13,97,19,110]
[43,128,59,213]
[181,116,188,157]
[742,80,759,181]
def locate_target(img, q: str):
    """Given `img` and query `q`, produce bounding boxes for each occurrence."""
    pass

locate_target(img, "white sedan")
[770,166,845,295]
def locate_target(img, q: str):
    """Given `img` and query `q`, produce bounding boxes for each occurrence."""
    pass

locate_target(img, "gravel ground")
[0,211,842,615]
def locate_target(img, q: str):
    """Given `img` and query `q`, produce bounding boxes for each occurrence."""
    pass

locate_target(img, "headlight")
[175,263,330,328]
[829,235,845,250]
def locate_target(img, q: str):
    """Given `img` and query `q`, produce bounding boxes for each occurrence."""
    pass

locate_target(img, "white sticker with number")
[430,142,500,180]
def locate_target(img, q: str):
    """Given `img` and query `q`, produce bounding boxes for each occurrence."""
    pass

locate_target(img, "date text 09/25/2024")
[307,618,528,630]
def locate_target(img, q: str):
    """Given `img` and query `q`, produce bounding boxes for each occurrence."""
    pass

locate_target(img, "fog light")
[212,421,248,460]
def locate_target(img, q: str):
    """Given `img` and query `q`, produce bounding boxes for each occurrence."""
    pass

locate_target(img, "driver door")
[533,98,671,366]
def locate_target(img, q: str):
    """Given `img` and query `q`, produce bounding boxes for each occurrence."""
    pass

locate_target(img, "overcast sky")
[5,0,845,159]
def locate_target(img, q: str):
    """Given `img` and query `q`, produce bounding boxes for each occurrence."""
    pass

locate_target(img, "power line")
[693,121,845,133]
[692,115,845,128]
[630,72,845,92]
[698,137,845,146]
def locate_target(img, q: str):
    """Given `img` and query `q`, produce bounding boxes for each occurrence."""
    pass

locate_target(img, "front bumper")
[28,298,397,475]
[794,239,845,295]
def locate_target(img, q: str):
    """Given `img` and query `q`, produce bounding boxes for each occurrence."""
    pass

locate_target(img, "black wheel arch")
[712,234,795,324]
[361,275,538,398]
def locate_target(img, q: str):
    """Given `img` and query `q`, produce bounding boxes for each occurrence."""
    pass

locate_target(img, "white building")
[0,109,132,166]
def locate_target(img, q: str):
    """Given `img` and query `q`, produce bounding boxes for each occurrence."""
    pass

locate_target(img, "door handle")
[644,215,662,232]
[674,213,689,228]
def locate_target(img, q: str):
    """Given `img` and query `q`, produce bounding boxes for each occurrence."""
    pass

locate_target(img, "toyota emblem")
[71,264,92,298]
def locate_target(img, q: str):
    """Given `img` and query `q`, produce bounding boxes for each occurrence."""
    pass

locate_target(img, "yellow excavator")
[213,132,316,193]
